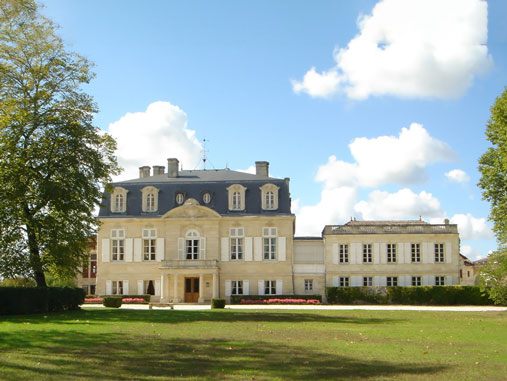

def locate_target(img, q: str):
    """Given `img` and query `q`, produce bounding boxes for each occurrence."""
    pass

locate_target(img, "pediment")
[162,202,221,219]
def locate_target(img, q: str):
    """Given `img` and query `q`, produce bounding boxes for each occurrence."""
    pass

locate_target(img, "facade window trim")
[260,183,280,211]
[110,187,128,213]
[141,186,159,213]
[227,184,247,211]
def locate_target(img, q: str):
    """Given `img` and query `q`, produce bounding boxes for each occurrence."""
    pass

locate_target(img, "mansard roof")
[98,168,292,218]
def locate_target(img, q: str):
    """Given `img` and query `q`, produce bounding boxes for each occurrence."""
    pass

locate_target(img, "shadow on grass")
[0,308,403,326]
[0,329,447,380]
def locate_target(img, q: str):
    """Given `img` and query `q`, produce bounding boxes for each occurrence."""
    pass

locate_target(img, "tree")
[478,87,507,304]
[0,0,120,287]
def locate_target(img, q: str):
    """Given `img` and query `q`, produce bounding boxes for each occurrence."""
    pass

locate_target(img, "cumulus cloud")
[354,188,443,220]
[315,123,455,188]
[237,165,256,174]
[445,169,470,183]
[449,213,493,240]
[461,245,485,261]
[292,0,491,99]
[108,101,202,180]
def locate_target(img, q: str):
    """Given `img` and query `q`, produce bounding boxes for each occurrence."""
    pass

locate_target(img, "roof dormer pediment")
[162,201,221,219]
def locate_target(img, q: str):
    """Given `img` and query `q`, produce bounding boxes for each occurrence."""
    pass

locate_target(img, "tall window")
[232,280,243,295]
[265,280,276,295]
[230,228,244,260]
[387,244,397,263]
[111,229,125,261]
[143,229,156,261]
[232,192,241,210]
[146,193,155,211]
[265,191,275,209]
[435,276,445,286]
[186,230,199,260]
[363,244,372,263]
[263,227,277,260]
[339,277,349,287]
[411,243,421,263]
[435,244,445,263]
[115,194,124,212]
[304,279,313,291]
[363,276,373,286]
[411,276,421,286]
[386,276,398,286]
[339,244,349,263]
[112,280,123,295]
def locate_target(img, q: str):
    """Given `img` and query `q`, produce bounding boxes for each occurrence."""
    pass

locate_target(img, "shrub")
[122,298,146,304]
[240,298,320,305]
[211,298,226,309]
[102,296,123,308]
[84,297,103,303]
[0,287,85,315]
[230,294,322,304]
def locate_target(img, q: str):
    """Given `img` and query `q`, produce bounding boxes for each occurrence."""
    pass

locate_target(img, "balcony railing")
[160,259,219,269]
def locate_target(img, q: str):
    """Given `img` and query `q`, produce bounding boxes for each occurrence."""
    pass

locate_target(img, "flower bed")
[121,298,147,304]
[240,298,320,305]
[84,298,103,304]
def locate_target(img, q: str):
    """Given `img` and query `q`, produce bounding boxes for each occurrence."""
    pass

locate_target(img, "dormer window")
[110,187,128,213]
[202,192,212,204]
[227,184,247,211]
[260,183,279,210]
[175,192,185,205]
[141,186,159,212]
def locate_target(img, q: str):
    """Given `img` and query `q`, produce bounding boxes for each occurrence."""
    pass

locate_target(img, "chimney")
[139,166,151,178]
[167,158,179,178]
[255,161,269,177]
[153,165,165,176]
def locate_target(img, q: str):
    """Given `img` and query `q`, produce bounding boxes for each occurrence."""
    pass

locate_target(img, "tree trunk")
[25,207,47,287]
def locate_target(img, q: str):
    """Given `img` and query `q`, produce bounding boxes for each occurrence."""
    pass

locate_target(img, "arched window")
[265,191,275,209]
[260,183,279,210]
[232,192,241,210]
[227,184,247,211]
[115,194,124,212]
[185,230,200,260]
[146,193,155,211]
[110,187,128,213]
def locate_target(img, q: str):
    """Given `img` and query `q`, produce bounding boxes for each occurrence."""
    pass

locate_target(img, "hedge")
[0,287,85,315]
[229,294,322,304]
[326,286,496,305]
[99,294,151,302]
[211,298,226,309]
[102,296,123,308]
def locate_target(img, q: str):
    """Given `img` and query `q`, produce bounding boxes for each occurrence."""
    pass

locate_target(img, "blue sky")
[41,0,507,259]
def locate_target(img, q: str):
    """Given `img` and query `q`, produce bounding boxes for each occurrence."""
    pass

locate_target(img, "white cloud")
[445,169,470,183]
[354,188,442,220]
[461,245,485,261]
[237,165,256,174]
[291,67,342,98]
[295,187,358,236]
[292,0,491,99]
[449,213,493,240]
[315,123,455,188]
[108,101,202,180]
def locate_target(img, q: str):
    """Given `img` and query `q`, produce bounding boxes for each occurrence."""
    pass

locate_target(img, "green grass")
[0,308,505,380]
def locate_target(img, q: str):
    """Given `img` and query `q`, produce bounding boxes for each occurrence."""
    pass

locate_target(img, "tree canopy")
[478,86,507,304]
[0,0,120,286]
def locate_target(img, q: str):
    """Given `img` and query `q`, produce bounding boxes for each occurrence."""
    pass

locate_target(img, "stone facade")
[93,159,461,303]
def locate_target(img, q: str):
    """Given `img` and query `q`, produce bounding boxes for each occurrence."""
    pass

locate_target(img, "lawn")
[0,308,505,380]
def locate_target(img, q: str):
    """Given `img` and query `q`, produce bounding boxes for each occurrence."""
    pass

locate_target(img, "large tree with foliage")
[0,0,120,286]
[478,87,507,304]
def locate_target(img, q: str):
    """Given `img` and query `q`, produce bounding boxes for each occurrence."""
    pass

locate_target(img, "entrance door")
[184,277,199,303]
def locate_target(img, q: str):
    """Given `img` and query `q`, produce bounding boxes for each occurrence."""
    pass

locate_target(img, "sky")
[40,0,507,260]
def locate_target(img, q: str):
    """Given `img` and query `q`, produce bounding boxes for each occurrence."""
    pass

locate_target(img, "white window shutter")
[398,276,405,287]
[245,237,253,261]
[106,280,112,295]
[380,243,387,264]
[125,238,133,262]
[221,237,229,262]
[278,237,286,261]
[156,238,165,261]
[178,237,184,259]
[225,280,232,297]
[258,280,265,295]
[332,243,338,264]
[373,243,380,264]
[102,239,110,263]
[446,275,453,285]
[155,279,161,296]
[123,280,129,295]
[243,280,250,295]
[137,280,144,295]
[254,237,262,261]
[405,275,412,286]
[276,280,283,295]
[428,242,435,263]
[332,276,339,287]
[351,276,361,287]
[200,237,206,259]
[445,242,452,263]
[373,276,380,287]
[397,243,404,264]
[423,275,431,286]
[134,238,142,262]
[404,243,412,263]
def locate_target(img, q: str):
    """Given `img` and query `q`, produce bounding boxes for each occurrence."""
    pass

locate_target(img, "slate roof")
[98,169,292,218]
